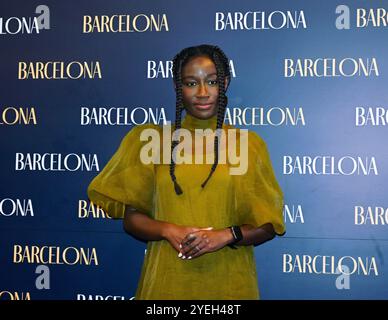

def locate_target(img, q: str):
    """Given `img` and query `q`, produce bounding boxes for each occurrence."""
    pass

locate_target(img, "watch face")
[233,226,243,241]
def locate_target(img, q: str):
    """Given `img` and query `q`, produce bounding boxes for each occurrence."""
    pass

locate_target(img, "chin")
[187,106,218,120]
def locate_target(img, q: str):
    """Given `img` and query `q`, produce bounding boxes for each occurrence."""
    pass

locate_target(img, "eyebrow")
[182,73,217,80]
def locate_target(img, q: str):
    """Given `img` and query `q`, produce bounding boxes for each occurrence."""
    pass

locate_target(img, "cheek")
[209,86,219,96]
[181,88,192,102]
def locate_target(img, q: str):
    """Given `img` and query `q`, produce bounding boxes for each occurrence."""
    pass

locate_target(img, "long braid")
[169,54,186,195]
[201,50,227,189]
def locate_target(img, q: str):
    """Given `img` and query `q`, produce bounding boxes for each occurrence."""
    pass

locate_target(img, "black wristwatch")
[227,226,243,249]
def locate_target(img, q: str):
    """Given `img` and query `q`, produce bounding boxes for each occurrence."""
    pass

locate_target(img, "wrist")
[161,222,174,240]
[224,227,235,246]
[227,226,243,248]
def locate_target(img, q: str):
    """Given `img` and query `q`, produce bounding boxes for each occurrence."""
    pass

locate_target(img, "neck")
[181,112,219,130]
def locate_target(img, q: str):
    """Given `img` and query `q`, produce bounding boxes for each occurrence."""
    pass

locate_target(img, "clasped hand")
[164,224,233,260]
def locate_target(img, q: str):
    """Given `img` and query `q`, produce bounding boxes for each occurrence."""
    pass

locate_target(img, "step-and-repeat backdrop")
[1,0,387,300]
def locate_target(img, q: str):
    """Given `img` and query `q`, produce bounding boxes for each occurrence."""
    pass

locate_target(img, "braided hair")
[170,44,231,195]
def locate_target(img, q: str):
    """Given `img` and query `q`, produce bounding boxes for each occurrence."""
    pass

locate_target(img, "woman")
[87,44,285,299]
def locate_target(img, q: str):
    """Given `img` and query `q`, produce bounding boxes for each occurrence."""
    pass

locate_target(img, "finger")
[182,227,212,245]
[174,238,182,250]
[180,236,201,257]
[187,234,211,258]
[181,238,203,257]
[189,226,211,234]
[185,233,210,254]
[173,241,181,252]
[181,232,197,248]
[180,227,212,250]
[188,242,208,259]
[168,237,182,253]
[178,240,196,259]
[189,227,213,235]
[182,227,212,246]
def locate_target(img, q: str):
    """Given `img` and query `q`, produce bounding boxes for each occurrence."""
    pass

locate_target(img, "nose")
[196,82,209,98]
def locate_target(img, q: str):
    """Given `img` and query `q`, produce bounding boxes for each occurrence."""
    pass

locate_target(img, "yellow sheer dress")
[87,112,285,300]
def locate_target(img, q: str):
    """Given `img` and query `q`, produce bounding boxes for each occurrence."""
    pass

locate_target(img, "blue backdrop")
[1,0,387,300]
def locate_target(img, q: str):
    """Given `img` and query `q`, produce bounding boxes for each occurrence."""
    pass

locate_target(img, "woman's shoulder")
[125,123,162,136]
[120,123,162,147]
[247,130,269,158]
[247,129,266,146]
[237,128,269,160]
[130,122,162,132]
[225,124,266,148]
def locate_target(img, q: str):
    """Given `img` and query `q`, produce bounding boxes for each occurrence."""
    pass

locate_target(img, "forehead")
[182,55,216,76]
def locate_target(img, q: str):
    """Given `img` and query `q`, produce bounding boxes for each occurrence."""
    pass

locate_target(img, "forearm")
[123,206,170,241]
[226,223,275,247]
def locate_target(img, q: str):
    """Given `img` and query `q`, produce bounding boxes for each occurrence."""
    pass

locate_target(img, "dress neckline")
[181,112,218,130]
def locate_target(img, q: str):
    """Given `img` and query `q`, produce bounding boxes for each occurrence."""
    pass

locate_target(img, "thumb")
[190,227,213,233]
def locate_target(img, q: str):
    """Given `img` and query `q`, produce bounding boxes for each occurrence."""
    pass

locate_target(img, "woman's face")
[180,55,229,120]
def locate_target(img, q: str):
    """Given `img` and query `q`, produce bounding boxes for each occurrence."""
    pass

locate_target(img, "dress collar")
[181,112,218,130]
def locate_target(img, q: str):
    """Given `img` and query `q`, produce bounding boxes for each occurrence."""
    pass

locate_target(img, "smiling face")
[180,55,228,120]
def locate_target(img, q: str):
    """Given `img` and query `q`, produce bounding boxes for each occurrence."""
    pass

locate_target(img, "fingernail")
[178,252,182,258]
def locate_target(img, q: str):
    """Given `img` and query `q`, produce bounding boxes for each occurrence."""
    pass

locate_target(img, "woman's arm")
[123,206,169,241]
[123,205,212,252]
[237,223,276,246]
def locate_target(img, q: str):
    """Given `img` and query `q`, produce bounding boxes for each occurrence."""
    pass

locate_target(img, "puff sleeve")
[236,131,285,235]
[87,124,157,219]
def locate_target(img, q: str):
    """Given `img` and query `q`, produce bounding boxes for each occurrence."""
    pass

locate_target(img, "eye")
[208,80,218,86]
[184,81,197,87]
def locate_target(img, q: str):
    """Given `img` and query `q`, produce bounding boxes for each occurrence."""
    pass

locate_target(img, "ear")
[224,76,230,91]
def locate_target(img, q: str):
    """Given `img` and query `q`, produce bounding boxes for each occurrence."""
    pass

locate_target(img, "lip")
[193,103,213,110]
